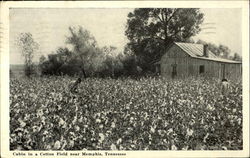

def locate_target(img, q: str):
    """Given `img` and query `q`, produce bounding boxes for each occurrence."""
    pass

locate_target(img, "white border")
[0,1,249,158]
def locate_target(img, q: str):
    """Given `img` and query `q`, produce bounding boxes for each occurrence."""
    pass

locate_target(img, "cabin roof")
[175,42,217,58]
[174,42,242,64]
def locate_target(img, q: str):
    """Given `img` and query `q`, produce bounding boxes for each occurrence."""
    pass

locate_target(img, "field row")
[10,77,242,150]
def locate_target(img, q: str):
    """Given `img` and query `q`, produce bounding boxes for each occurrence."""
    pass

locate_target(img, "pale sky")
[10,8,242,64]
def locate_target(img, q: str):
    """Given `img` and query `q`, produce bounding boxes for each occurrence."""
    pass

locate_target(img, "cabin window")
[172,64,177,78]
[199,65,205,74]
[155,64,161,74]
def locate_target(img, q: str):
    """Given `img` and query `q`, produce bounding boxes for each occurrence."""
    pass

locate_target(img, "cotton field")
[9,77,242,150]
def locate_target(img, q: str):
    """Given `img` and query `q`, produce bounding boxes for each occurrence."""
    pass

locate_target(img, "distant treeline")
[14,9,241,78]
[38,47,142,78]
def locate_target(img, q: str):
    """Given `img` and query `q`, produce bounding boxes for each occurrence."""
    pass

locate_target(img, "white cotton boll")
[59,118,65,126]
[72,115,77,125]
[233,109,237,113]
[169,100,173,105]
[74,125,80,131]
[57,105,62,110]
[111,122,116,128]
[69,140,74,148]
[110,143,117,150]
[96,113,101,117]
[126,105,130,110]
[222,146,227,150]
[116,138,122,144]
[78,116,83,123]
[96,119,101,123]
[44,144,51,150]
[171,144,177,150]
[99,124,104,129]
[186,128,193,136]
[189,119,195,126]
[227,115,233,119]
[167,128,173,135]
[203,133,209,143]
[32,126,41,133]
[150,126,155,133]
[41,116,46,125]
[99,133,105,143]
[105,119,109,125]
[230,119,234,124]
[17,132,22,137]
[24,114,30,121]
[43,130,49,135]
[54,140,61,150]
[237,118,242,125]
[20,121,26,128]
[201,118,204,124]
[182,146,189,150]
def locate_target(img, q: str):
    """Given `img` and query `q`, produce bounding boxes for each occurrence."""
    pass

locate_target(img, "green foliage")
[40,26,106,77]
[10,76,242,150]
[125,8,204,72]
[16,32,39,77]
[97,46,124,78]
[39,26,142,78]
[196,39,241,60]
[39,47,80,76]
[66,26,103,76]
[231,53,242,61]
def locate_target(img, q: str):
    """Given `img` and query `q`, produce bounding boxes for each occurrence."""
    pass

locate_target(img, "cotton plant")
[9,76,242,150]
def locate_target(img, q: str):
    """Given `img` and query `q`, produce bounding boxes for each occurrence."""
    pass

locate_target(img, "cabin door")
[155,64,161,75]
[172,64,177,78]
[221,64,226,79]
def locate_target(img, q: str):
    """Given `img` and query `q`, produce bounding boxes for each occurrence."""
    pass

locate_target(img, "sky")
[10,8,242,64]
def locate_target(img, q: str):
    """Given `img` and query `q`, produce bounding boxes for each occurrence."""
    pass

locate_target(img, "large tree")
[66,26,102,77]
[196,39,238,60]
[125,8,204,71]
[16,33,39,77]
[100,46,125,78]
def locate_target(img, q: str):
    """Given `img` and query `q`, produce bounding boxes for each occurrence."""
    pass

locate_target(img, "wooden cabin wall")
[186,58,242,80]
[224,63,242,81]
[160,44,242,80]
[189,58,221,78]
[160,44,189,78]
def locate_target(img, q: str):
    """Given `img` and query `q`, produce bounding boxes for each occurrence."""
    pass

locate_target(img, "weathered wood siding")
[188,58,242,80]
[161,44,189,78]
[160,44,242,80]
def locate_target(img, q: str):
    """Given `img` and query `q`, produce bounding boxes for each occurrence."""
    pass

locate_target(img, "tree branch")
[166,9,179,24]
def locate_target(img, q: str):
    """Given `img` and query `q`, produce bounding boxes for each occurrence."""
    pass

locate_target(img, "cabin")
[155,42,242,80]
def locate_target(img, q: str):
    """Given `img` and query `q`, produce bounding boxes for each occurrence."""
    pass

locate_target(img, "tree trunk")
[80,65,87,78]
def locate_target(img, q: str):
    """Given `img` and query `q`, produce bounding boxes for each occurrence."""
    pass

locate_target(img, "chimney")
[203,44,209,57]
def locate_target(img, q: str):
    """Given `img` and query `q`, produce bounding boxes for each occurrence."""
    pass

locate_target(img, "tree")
[39,55,46,65]
[102,46,118,78]
[66,26,102,78]
[16,33,39,77]
[121,45,140,76]
[125,8,204,72]
[39,47,80,76]
[196,39,233,59]
[39,27,106,77]
[232,53,242,61]
[218,44,230,59]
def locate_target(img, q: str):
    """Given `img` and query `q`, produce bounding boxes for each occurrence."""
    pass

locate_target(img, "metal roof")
[174,42,241,64]
[175,42,217,58]
[194,56,241,64]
